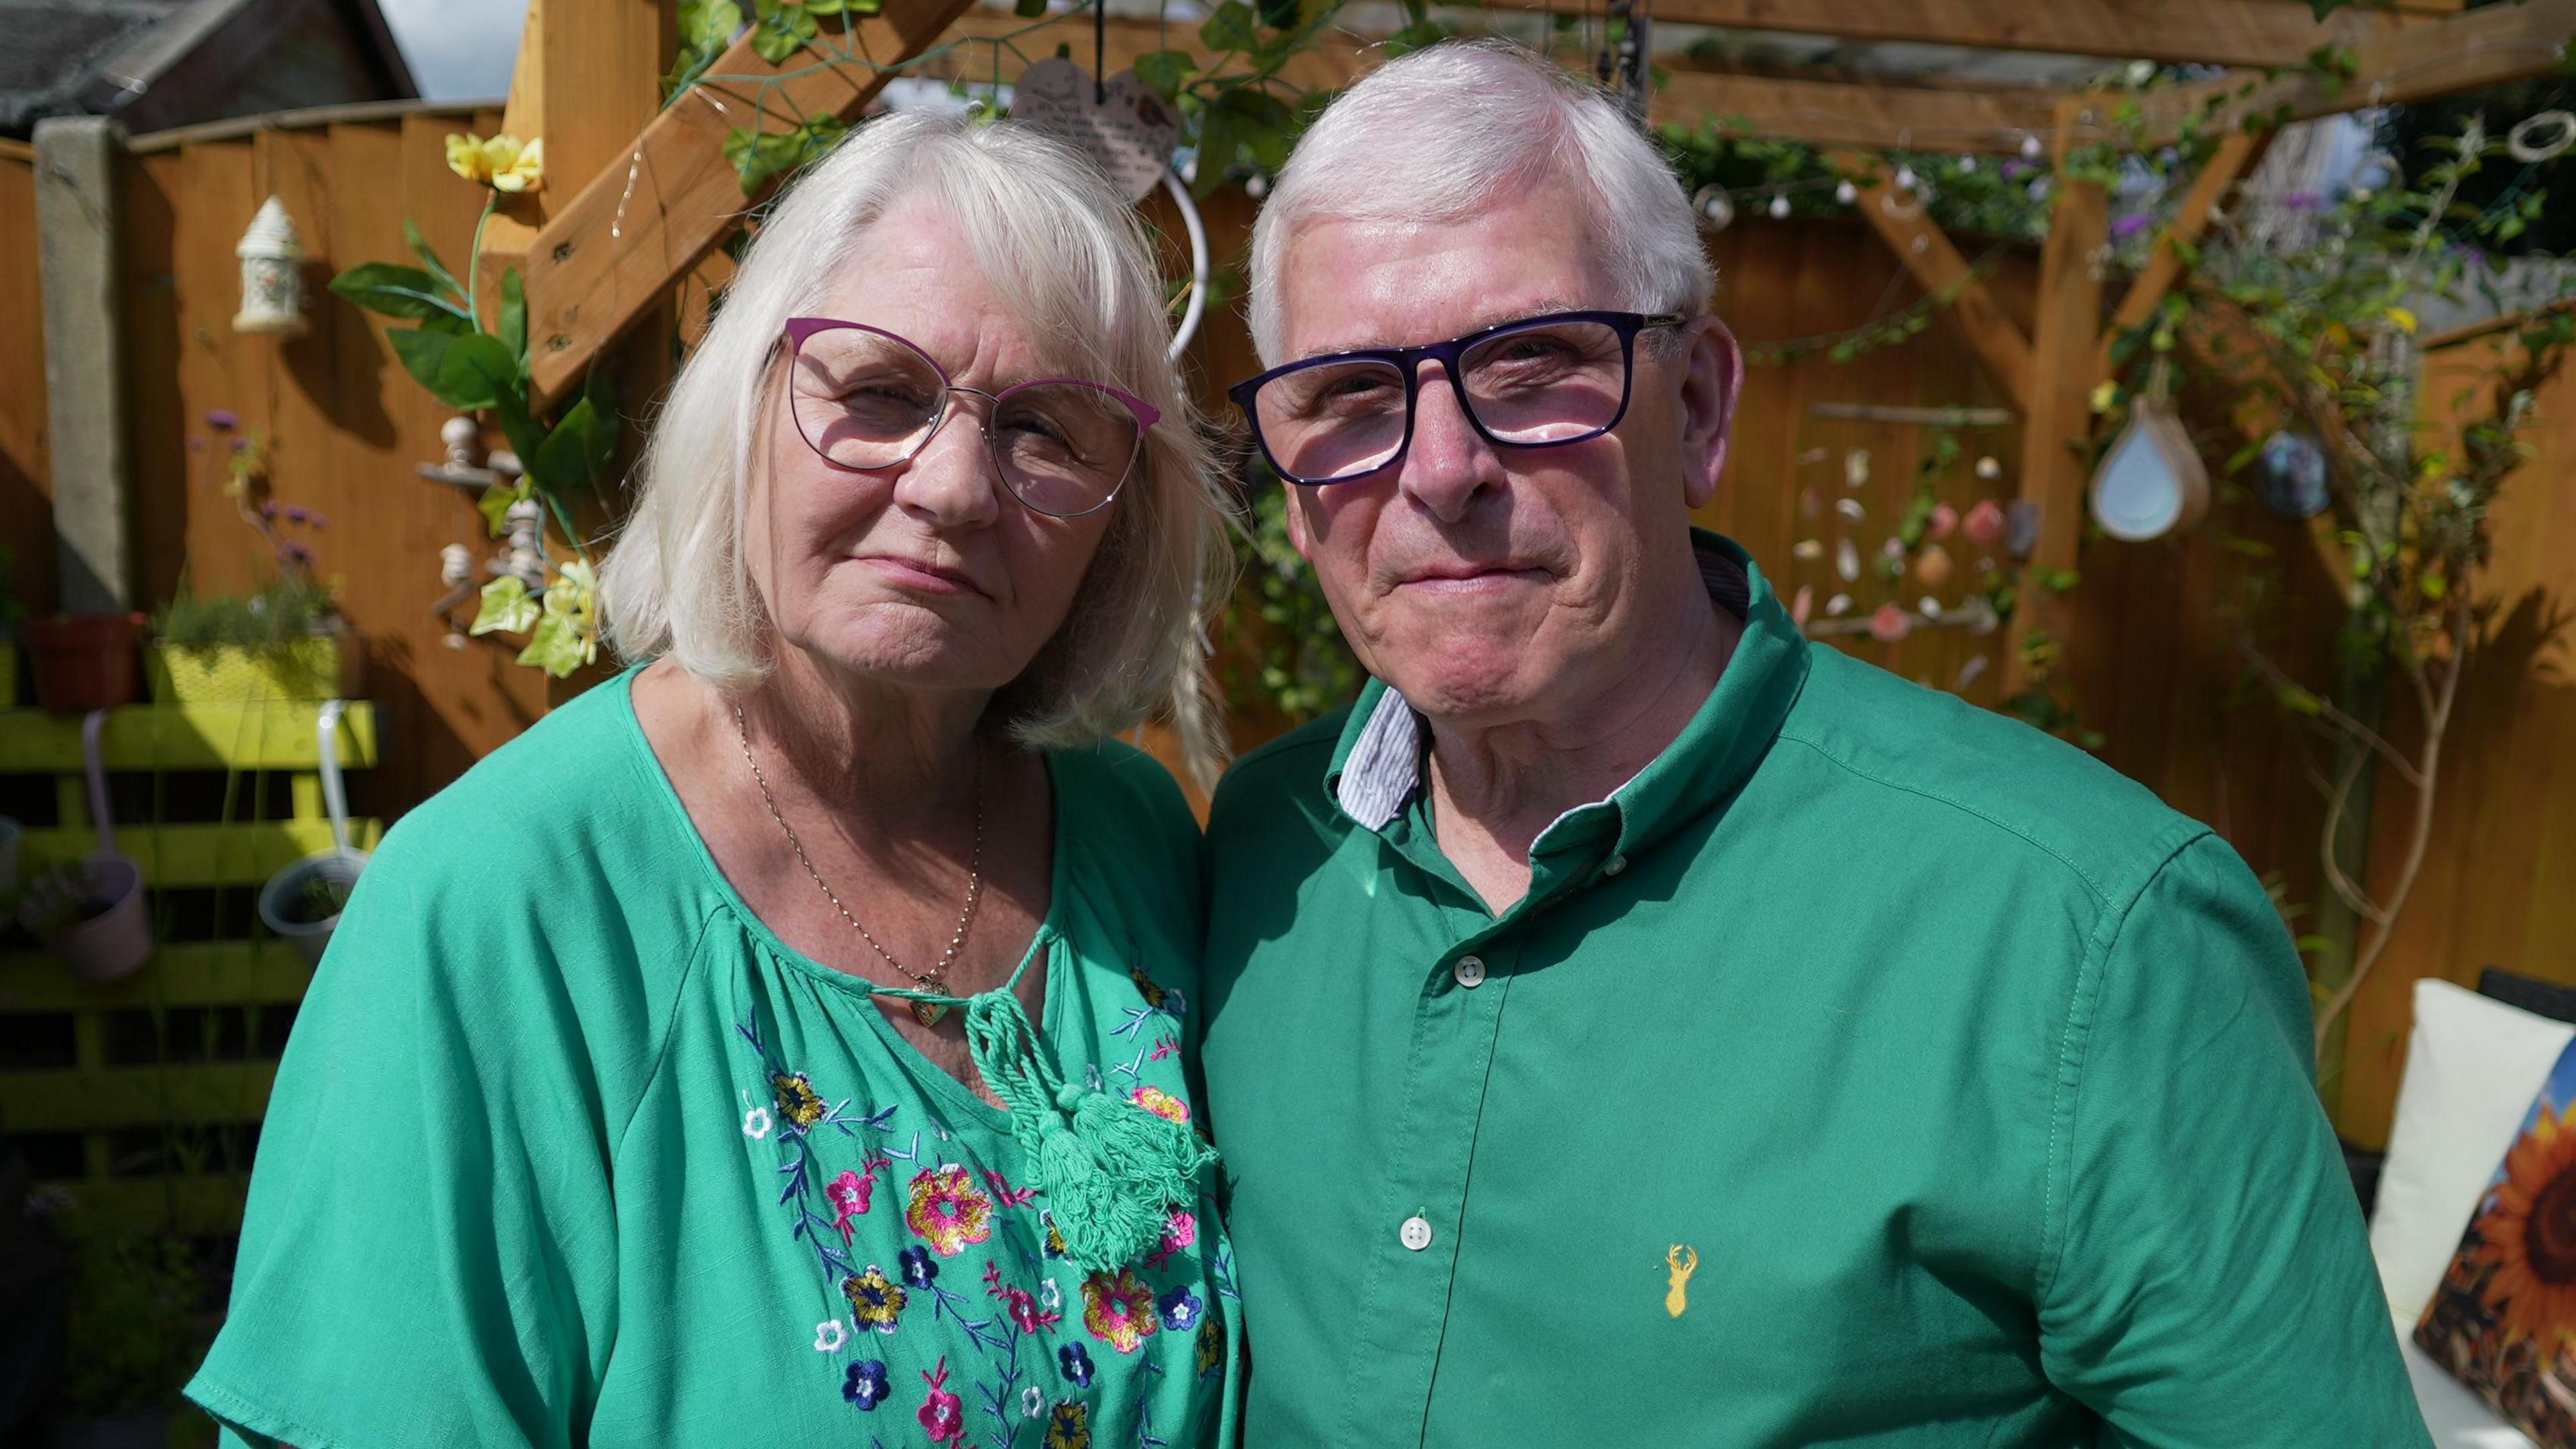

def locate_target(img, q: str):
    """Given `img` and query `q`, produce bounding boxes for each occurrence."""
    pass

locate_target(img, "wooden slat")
[39,1174,252,1238]
[0,1063,275,1131]
[19,818,386,886]
[926,8,1372,91]
[0,941,314,1012]
[1656,70,2062,155]
[2003,103,2109,699]
[0,702,378,771]
[1474,0,2417,66]
[521,0,980,407]
[1839,154,2033,412]
[2126,0,2576,147]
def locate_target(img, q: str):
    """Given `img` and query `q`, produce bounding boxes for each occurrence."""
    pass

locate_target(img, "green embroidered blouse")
[186,670,1238,1448]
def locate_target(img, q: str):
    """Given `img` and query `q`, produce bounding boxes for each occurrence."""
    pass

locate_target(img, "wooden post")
[34,117,132,613]
[478,0,675,288]
[2002,98,2108,700]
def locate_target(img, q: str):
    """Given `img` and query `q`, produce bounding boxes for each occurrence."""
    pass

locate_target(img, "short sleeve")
[185,823,625,1449]
[2036,834,2432,1448]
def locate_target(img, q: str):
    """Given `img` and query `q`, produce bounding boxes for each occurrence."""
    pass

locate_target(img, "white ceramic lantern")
[2088,395,2210,542]
[232,195,307,336]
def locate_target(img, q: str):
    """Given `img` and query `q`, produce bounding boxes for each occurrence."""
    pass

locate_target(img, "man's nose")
[890,394,1005,530]
[1397,362,1503,523]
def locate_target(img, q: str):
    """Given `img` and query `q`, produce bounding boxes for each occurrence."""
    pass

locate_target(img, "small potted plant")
[256,849,362,967]
[49,1229,215,1448]
[16,858,150,983]
[21,613,147,714]
[146,421,359,704]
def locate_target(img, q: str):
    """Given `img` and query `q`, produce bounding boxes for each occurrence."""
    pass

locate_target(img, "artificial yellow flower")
[2088,380,2119,414]
[445,132,545,193]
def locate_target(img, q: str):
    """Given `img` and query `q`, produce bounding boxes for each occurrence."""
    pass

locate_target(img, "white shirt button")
[1603,855,1627,877]
[1452,955,1487,988]
[1399,1216,1434,1251]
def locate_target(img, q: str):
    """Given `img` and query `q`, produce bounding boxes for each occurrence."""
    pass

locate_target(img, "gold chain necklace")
[733,701,985,1027]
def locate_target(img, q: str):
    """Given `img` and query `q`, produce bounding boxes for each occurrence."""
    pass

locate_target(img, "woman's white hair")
[602,111,1234,779]
[1247,38,1713,364]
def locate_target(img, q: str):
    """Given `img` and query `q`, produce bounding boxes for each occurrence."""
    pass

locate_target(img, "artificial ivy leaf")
[2275,684,2324,716]
[750,0,819,62]
[679,0,743,52]
[1199,1,1257,52]
[2308,1,2351,23]
[1014,0,1047,15]
[479,478,531,538]
[329,262,473,323]
[1191,104,1238,198]
[1220,87,1296,169]
[1134,50,1197,101]
[389,327,466,406]
[472,576,541,636]
[518,610,594,678]
[498,268,527,368]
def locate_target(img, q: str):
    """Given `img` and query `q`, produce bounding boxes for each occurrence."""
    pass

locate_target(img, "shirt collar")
[1322,530,1810,861]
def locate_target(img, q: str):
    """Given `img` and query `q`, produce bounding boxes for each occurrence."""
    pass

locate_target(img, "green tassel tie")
[962,988,1218,1273]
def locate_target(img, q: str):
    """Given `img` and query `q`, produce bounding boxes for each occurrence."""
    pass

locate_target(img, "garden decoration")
[231,195,307,337]
[2125,111,2576,1059]
[333,136,619,680]
[17,710,150,983]
[2254,428,2330,521]
[1010,57,1211,360]
[257,698,369,967]
[2087,364,2210,543]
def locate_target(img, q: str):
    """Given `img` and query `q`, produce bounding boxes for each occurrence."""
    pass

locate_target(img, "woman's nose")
[890,392,1006,530]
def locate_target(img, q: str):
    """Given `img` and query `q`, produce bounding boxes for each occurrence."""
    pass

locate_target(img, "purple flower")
[1157,1285,1203,1332]
[258,500,278,519]
[282,504,310,523]
[2110,213,2152,239]
[308,512,329,531]
[842,1358,890,1410]
[2282,190,2324,212]
[2000,158,2027,180]
[1057,1342,1095,1388]
[898,1244,938,1289]
[229,437,252,453]
[205,409,237,431]
[278,542,313,568]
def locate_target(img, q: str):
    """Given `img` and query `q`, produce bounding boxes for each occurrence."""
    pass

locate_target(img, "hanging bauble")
[1868,604,1913,643]
[1834,178,1858,205]
[1835,497,1866,521]
[1792,538,1825,561]
[2254,429,2330,521]
[232,196,307,337]
[1695,186,1735,231]
[1835,538,1861,582]
[1825,592,1853,617]
[1962,499,2007,547]
[2021,134,2045,160]
[1926,503,1958,541]
[1768,193,1791,219]
[2088,394,2210,541]
[1915,543,1953,586]
[1790,585,1814,626]
[1974,455,2002,480]
[1844,447,1870,488]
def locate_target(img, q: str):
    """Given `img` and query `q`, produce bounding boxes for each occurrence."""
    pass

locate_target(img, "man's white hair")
[601,111,1234,776]
[1247,38,1713,364]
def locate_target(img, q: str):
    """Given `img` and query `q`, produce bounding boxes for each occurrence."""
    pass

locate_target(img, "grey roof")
[1,0,415,138]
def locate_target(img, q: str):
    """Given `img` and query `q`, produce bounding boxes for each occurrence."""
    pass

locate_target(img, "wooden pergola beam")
[2094,128,2271,377]
[1474,0,2420,68]
[2125,0,2576,147]
[1832,152,2033,412]
[521,0,977,407]
[1655,68,2063,154]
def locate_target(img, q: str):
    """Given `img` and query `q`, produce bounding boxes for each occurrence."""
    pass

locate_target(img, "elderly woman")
[185,113,1238,1448]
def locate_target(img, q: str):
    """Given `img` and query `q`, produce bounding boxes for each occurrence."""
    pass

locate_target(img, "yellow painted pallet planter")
[0,639,17,708]
[1,698,378,1237]
[145,637,356,704]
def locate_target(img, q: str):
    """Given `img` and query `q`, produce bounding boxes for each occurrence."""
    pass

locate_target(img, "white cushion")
[2371,979,2575,1328]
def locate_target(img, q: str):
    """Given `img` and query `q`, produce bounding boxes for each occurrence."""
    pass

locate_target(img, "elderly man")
[1199,39,2426,1449]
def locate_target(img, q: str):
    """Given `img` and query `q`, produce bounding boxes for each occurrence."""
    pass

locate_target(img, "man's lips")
[1391,562,1550,590]
[852,554,987,597]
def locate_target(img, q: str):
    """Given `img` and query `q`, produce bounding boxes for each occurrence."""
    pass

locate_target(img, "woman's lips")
[853,555,986,597]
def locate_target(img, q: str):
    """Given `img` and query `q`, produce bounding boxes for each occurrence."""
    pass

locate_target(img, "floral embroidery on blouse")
[772,1071,827,1128]
[1157,1284,1203,1333]
[985,1260,1063,1336]
[907,1163,997,1257]
[1044,1399,1093,1449]
[918,1356,967,1442]
[844,1266,907,1332]
[1058,1341,1096,1387]
[1129,1085,1188,1124]
[1195,1316,1225,1380]
[1081,1268,1159,1354]
[843,1358,890,1409]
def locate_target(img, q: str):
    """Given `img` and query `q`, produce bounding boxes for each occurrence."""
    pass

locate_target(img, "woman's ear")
[1676,316,1745,512]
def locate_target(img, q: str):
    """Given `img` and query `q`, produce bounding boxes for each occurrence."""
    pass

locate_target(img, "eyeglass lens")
[1249,316,1635,484]
[789,325,1142,517]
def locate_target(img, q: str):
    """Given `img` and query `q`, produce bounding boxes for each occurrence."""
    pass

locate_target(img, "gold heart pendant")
[911,999,948,1028]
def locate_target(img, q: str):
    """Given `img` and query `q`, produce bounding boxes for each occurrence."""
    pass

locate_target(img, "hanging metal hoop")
[2510,111,2576,163]
[1878,186,1926,221]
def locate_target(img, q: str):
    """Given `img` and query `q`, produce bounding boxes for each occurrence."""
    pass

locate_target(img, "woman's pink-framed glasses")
[782,317,1159,520]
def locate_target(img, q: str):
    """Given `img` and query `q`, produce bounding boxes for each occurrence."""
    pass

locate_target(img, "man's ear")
[1284,480,1316,560]
[1677,315,1745,512]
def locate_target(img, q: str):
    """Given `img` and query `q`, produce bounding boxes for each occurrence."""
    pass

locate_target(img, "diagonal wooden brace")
[520,0,979,409]
[1835,151,2033,413]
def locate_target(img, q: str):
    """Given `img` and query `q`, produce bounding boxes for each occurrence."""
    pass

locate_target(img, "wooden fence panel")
[0,140,50,621]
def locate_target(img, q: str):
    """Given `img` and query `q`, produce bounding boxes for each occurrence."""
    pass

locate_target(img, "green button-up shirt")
[1201,533,2426,1448]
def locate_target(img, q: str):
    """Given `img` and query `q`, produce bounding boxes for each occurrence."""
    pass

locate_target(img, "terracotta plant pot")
[22,614,146,713]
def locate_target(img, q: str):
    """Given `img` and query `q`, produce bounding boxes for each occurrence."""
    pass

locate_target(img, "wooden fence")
[1,101,2567,1195]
